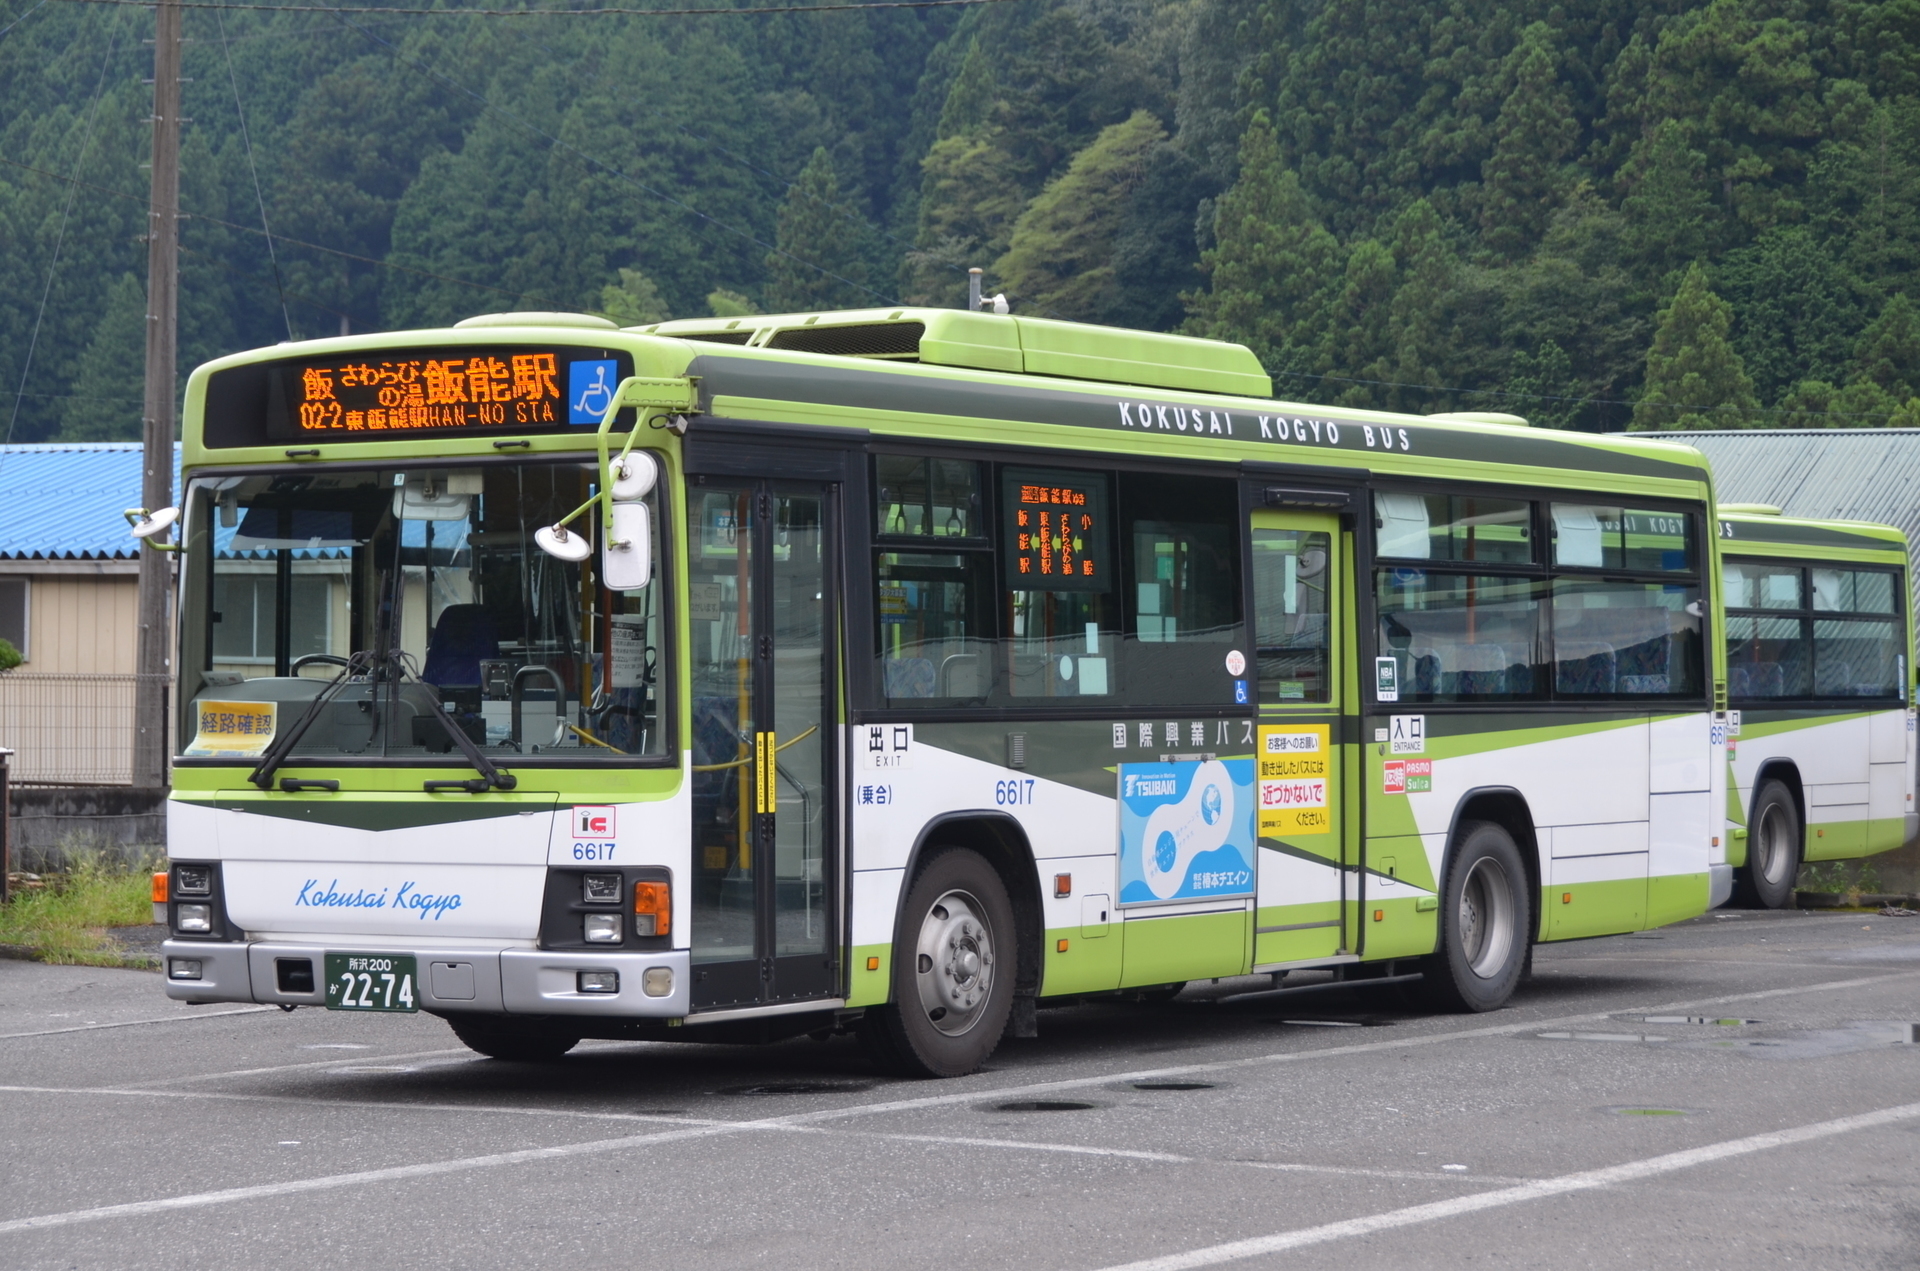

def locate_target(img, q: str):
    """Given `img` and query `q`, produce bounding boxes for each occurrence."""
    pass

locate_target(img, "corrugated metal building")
[1651,429,1920,556]
[0,444,177,782]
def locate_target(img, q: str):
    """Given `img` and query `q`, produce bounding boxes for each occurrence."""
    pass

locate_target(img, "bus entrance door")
[687,478,836,1010]
[1248,508,1349,969]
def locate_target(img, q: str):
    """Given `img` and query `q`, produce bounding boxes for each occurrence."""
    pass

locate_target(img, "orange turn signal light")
[1561,892,1572,905]
[1372,909,1384,922]
[1053,873,1071,898]
[1056,938,1069,953]
[866,956,880,971]
[633,880,671,937]
[151,871,169,904]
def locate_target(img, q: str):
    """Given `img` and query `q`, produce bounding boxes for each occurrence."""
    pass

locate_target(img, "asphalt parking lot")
[1,910,1917,1270]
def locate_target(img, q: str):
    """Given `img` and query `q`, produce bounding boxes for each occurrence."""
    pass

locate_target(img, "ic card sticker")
[1259,724,1331,837]
[1117,759,1256,904]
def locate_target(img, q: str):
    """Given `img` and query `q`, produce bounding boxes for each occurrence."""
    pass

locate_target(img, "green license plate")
[324,953,418,1012]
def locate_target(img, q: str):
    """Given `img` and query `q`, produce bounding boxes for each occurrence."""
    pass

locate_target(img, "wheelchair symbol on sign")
[572,364,615,420]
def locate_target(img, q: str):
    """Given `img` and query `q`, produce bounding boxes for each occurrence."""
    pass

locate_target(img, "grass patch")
[0,856,157,967]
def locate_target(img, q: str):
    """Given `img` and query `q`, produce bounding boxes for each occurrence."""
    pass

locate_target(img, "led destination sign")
[227,345,635,445]
[1002,466,1108,591]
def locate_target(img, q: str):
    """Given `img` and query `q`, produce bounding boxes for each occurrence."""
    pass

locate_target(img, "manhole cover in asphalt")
[994,1100,1099,1112]
[1131,1081,1216,1092]
[719,1080,874,1096]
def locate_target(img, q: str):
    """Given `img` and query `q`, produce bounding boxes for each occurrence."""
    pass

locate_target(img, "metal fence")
[0,673,147,785]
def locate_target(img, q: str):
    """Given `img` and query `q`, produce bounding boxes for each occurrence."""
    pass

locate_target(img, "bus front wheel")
[861,848,1016,1078]
[1735,780,1801,910]
[1418,821,1531,1013]
[446,1015,580,1062]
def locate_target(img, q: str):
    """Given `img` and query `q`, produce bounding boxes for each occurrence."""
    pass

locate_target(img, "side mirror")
[602,501,651,591]
[125,506,181,551]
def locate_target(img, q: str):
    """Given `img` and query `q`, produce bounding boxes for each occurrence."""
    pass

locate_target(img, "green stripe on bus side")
[1805,816,1910,861]
[1543,877,1648,941]
[1648,871,1709,929]
[1114,910,1251,986]
[846,943,890,1008]
[1735,710,1882,739]
[1361,898,1439,960]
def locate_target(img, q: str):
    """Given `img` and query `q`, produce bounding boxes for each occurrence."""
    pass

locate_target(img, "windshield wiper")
[248,649,515,792]
[249,651,372,790]
[388,651,516,792]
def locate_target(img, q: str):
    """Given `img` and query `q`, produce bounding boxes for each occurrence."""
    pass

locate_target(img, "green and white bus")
[151,306,1740,1076]
[1718,506,1916,907]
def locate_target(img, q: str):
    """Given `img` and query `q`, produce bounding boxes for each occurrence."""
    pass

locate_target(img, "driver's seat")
[422,604,498,687]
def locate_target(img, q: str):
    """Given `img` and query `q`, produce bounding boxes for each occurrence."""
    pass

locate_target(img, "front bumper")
[160,939,690,1018]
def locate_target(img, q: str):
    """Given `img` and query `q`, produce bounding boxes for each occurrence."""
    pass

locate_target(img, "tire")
[1734,779,1800,910]
[860,847,1016,1078]
[446,1015,581,1062]
[1417,820,1531,1013]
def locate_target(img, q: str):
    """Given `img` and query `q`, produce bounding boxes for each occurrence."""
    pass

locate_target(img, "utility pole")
[134,0,181,789]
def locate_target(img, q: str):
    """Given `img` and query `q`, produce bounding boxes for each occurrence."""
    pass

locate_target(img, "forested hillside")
[5,0,1920,439]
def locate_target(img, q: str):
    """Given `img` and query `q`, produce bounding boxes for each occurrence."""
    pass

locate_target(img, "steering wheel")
[292,654,351,674]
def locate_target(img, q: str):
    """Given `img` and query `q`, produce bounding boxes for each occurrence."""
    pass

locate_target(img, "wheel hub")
[915,890,995,1037]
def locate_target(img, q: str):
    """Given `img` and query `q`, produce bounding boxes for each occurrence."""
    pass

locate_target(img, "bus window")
[1812,568,1898,614]
[1726,614,1809,698]
[1372,493,1532,564]
[1552,578,1703,697]
[1002,467,1116,699]
[1551,504,1692,572]
[1724,561,1802,609]
[875,455,979,539]
[177,461,668,761]
[1251,526,1331,702]
[1376,571,1544,701]
[1119,472,1241,705]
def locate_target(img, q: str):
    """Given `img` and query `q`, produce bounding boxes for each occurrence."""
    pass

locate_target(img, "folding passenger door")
[1248,507,1351,969]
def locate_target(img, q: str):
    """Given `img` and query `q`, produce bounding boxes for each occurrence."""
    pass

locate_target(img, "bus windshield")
[174,458,667,763]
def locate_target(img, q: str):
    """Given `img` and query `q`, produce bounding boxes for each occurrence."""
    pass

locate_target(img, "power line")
[0,0,51,37]
[213,2,292,338]
[56,0,1022,16]
[0,155,563,306]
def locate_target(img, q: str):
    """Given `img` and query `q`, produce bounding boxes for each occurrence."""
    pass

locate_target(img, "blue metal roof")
[0,443,181,561]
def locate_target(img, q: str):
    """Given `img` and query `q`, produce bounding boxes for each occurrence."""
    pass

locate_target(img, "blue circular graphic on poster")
[1200,783,1223,825]
[1154,831,1178,874]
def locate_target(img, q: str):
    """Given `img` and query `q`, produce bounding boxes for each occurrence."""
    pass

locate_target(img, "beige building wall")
[19,574,139,673]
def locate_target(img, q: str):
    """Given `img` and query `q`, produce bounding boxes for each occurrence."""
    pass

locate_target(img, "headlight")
[168,958,203,980]
[582,913,622,943]
[577,971,619,994]
[174,865,212,897]
[581,873,621,904]
[176,903,212,933]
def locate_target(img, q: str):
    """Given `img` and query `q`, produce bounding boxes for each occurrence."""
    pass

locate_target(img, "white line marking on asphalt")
[1083,1100,1920,1271]
[0,969,1911,1235]
[0,1084,734,1128]
[1240,1161,1536,1185]
[0,1007,275,1040]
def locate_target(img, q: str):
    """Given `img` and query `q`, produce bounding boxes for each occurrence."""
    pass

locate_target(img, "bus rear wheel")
[446,1015,580,1062]
[1735,780,1800,910]
[860,848,1016,1078]
[1418,820,1531,1013]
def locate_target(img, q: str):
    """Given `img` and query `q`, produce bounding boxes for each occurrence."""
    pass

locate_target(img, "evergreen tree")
[995,110,1167,322]
[1504,339,1578,429]
[764,148,875,313]
[1851,293,1920,400]
[595,269,670,328]
[1716,226,1866,405]
[1620,120,1714,288]
[1185,113,1340,372]
[56,273,147,442]
[1478,23,1578,258]
[1633,263,1760,430]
